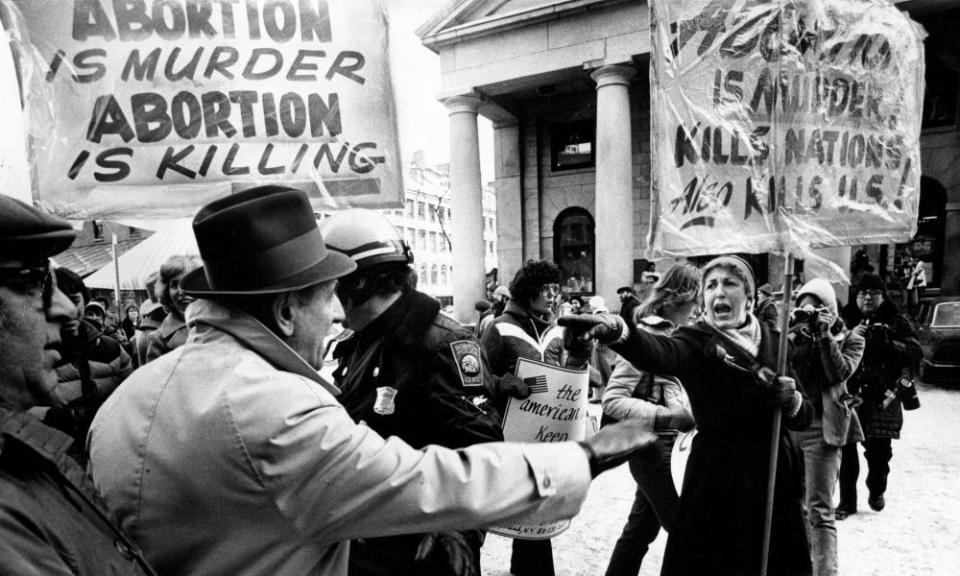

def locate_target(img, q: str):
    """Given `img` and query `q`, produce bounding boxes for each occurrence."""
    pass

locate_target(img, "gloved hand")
[414,532,477,576]
[579,419,658,477]
[496,372,531,399]
[557,314,627,345]
[762,375,801,412]
[563,324,596,360]
[653,405,695,432]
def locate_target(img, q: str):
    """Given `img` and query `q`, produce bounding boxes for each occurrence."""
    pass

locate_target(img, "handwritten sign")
[7,0,402,218]
[648,0,925,257]
[489,357,589,540]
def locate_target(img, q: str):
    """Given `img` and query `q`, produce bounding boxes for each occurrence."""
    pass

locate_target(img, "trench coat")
[88,299,592,576]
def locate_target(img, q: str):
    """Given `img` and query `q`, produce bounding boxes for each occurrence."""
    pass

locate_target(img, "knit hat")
[757,283,773,297]
[84,300,107,317]
[702,255,756,301]
[796,278,838,316]
[854,273,886,295]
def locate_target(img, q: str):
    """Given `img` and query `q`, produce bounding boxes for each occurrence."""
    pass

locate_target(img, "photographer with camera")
[788,279,864,576]
[837,274,922,520]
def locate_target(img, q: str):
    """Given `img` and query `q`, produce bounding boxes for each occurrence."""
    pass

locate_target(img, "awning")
[50,239,142,278]
[83,230,199,291]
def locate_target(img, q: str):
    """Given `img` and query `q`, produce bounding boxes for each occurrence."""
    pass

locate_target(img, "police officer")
[322,209,505,576]
[0,194,154,575]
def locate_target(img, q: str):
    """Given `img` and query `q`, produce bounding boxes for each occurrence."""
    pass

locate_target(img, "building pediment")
[417,0,630,52]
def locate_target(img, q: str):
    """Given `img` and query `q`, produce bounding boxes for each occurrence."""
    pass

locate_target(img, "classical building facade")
[419,0,960,321]
[381,158,498,306]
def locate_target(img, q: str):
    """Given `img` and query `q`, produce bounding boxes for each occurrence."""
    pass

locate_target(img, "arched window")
[440,265,448,286]
[553,207,595,295]
[431,264,439,286]
[419,263,428,285]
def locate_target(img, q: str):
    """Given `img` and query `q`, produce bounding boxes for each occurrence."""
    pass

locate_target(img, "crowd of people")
[0,185,925,576]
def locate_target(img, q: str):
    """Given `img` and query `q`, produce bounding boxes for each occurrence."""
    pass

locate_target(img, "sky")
[386,0,495,182]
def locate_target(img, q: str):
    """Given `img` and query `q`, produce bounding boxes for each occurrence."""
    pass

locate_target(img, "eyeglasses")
[539,284,561,297]
[857,290,883,298]
[0,265,53,307]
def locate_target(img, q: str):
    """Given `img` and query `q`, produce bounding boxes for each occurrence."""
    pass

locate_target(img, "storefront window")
[553,207,595,295]
[893,176,947,289]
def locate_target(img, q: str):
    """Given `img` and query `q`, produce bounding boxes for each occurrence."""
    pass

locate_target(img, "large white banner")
[490,357,590,541]
[0,19,31,204]
[5,0,402,218]
[648,0,926,258]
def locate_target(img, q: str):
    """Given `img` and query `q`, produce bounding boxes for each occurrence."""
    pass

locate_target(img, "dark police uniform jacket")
[333,290,504,575]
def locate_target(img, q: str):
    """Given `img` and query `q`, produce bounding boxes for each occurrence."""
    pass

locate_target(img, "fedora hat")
[181,186,356,296]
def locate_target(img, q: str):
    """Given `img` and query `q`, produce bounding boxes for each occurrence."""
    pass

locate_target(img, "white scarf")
[713,313,762,358]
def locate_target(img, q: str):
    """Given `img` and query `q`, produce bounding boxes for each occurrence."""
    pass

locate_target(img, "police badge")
[450,340,484,388]
[373,386,398,415]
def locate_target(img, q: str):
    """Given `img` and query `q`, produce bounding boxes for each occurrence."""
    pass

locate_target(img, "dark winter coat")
[52,321,133,408]
[0,409,155,575]
[145,313,188,362]
[611,320,813,576]
[482,300,592,416]
[333,290,503,575]
[482,300,566,376]
[38,321,133,464]
[840,300,922,439]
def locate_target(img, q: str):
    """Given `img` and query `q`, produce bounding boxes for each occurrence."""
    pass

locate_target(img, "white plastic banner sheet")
[489,357,590,541]
[4,0,402,218]
[648,0,926,258]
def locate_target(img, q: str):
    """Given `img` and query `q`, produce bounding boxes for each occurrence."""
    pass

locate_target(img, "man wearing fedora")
[0,195,155,575]
[87,185,657,576]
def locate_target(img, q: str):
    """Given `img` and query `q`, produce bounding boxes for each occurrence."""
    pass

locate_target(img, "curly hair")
[636,263,701,322]
[509,260,561,306]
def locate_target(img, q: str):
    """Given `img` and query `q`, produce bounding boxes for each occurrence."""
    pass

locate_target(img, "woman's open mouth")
[713,302,733,316]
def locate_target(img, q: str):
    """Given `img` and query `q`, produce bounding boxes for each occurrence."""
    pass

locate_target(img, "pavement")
[481,381,960,575]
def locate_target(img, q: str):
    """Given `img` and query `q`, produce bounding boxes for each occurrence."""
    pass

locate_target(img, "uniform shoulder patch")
[450,340,484,388]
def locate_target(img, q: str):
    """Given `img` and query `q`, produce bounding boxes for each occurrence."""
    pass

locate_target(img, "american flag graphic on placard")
[524,375,549,395]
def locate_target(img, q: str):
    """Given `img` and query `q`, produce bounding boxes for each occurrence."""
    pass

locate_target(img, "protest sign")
[0,20,31,204]
[5,0,402,218]
[648,0,925,258]
[489,357,590,540]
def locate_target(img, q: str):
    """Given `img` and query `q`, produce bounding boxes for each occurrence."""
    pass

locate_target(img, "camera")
[790,304,823,326]
[862,320,888,337]
[881,376,920,411]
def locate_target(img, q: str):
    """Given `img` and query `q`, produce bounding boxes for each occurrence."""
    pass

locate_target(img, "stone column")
[591,64,636,304]
[444,94,486,325]
[494,120,522,288]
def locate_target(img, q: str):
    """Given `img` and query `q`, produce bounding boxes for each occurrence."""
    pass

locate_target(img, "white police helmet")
[321,208,414,271]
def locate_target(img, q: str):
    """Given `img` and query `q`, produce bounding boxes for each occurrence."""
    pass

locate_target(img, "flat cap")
[0,195,75,265]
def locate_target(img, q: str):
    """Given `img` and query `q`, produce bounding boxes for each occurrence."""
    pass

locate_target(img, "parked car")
[917,297,960,384]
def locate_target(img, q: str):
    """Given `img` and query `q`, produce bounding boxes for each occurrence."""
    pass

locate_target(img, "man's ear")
[273,292,297,338]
